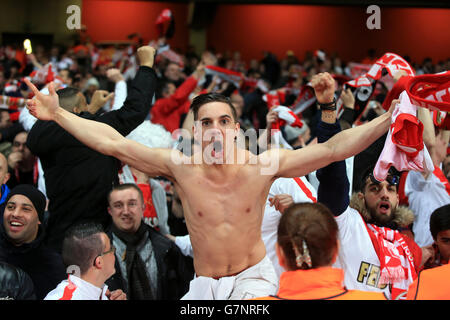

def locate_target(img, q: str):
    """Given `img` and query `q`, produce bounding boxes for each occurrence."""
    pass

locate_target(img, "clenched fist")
[310,72,336,104]
[137,46,156,68]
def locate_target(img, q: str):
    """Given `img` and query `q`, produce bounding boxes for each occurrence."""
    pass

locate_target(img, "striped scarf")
[365,223,417,300]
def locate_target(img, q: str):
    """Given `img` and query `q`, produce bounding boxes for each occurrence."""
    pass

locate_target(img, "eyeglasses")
[102,245,116,256]
[368,173,400,186]
[93,244,116,266]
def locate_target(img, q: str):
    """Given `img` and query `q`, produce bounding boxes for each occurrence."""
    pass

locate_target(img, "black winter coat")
[0,224,67,299]
[26,66,157,253]
[0,261,36,300]
[105,224,194,300]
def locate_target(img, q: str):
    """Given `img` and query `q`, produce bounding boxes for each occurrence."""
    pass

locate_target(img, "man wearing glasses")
[105,183,193,300]
[45,223,126,300]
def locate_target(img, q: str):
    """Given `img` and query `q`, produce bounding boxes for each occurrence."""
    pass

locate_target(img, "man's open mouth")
[212,140,223,157]
[378,202,391,215]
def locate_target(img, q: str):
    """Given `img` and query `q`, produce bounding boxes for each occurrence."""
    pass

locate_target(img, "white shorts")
[181,255,278,300]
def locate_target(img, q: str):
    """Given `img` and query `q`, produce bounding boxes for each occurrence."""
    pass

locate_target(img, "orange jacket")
[407,263,450,300]
[253,267,387,300]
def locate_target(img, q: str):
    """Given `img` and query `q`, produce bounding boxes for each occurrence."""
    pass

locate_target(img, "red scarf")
[137,183,159,231]
[347,53,415,88]
[433,166,450,196]
[364,223,417,300]
[383,71,450,114]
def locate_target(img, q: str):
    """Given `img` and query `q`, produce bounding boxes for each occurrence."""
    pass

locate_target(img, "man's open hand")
[24,78,60,121]
[310,72,336,104]
[137,46,156,68]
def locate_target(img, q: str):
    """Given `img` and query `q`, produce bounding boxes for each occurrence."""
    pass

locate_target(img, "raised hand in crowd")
[310,72,336,104]
[340,88,355,109]
[136,46,156,68]
[88,90,114,114]
[106,68,125,83]
[266,109,278,129]
[269,194,294,214]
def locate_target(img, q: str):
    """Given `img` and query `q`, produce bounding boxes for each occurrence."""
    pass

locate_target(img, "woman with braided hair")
[254,202,387,300]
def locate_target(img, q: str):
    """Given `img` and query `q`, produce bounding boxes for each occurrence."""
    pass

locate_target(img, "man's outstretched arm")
[24,46,177,180]
[274,72,396,179]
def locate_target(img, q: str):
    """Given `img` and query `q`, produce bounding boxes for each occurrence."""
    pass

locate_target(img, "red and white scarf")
[348,53,415,88]
[365,223,417,300]
[204,65,244,88]
[268,105,303,149]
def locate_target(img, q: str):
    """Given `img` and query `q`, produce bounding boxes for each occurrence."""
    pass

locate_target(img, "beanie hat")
[5,185,46,222]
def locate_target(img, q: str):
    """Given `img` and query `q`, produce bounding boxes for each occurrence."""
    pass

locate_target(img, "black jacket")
[105,224,194,300]
[27,66,157,253]
[0,224,67,300]
[0,261,36,300]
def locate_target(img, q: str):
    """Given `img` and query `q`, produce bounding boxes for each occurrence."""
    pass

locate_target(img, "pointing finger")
[23,78,40,97]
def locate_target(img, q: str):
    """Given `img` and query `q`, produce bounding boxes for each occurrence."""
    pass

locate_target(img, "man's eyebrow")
[200,117,212,122]
[7,201,33,208]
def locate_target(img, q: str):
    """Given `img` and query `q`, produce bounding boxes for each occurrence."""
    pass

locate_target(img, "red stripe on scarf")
[362,218,417,299]
[293,177,316,203]
[433,166,450,196]
[59,277,77,300]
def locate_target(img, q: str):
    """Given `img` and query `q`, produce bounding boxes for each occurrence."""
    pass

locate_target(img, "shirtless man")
[24,47,395,299]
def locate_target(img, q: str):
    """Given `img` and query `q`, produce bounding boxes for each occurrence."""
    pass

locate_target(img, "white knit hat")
[126,121,174,149]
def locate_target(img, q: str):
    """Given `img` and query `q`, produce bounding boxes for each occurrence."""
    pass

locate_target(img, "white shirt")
[405,170,450,247]
[333,207,392,299]
[261,176,317,279]
[44,275,109,300]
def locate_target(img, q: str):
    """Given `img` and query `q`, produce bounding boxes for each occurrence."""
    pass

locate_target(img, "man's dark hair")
[107,183,144,206]
[277,203,338,270]
[56,86,82,112]
[155,80,174,100]
[62,223,105,275]
[191,93,237,122]
[430,204,450,240]
[359,165,400,193]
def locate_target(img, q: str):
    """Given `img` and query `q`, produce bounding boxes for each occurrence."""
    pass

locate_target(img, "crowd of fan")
[0,36,448,301]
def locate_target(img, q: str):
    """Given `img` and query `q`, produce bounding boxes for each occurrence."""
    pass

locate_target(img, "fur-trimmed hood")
[349,192,415,229]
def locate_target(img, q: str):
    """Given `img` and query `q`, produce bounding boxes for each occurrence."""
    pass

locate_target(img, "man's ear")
[93,256,101,269]
[107,206,112,217]
[357,191,364,201]
[2,172,10,185]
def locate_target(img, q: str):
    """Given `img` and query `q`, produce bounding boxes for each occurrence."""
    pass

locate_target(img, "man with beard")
[315,101,433,300]
[24,72,399,300]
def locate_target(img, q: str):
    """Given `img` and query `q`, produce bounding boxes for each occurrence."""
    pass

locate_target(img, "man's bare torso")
[171,149,274,278]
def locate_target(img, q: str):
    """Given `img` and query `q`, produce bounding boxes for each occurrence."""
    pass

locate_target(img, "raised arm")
[315,98,349,217]
[24,46,177,180]
[274,73,395,179]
